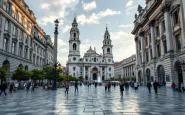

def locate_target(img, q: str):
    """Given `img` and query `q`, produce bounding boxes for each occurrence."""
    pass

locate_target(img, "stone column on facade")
[135,38,139,65]
[149,20,156,58]
[0,16,5,49]
[139,31,145,63]
[179,2,185,50]
[8,22,13,53]
[159,22,164,55]
[83,66,85,80]
[89,67,91,81]
[162,4,174,52]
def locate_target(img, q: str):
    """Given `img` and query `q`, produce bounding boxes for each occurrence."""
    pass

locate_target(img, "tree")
[30,69,44,81]
[43,65,54,80]
[42,65,63,81]
[78,76,83,82]
[11,66,30,81]
[0,66,7,80]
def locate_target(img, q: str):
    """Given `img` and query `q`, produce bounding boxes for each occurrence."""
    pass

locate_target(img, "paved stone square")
[0,85,185,115]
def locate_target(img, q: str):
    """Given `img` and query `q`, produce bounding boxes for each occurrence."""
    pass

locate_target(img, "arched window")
[73,43,77,50]
[74,33,76,38]
[107,48,110,54]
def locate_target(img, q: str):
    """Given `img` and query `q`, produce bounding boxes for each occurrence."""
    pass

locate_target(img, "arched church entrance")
[157,65,165,85]
[146,69,150,82]
[93,73,97,80]
[102,76,105,81]
[85,76,88,80]
[175,62,183,87]
[92,67,98,81]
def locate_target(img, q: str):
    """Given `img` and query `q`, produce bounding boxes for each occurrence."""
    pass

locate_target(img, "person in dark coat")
[74,81,78,93]
[147,81,152,93]
[0,81,7,96]
[26,82,31,92]
[120,82,124,96]
[153,80,159,94]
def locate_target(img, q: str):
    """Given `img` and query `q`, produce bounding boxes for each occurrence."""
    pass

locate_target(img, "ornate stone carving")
[161,4,171,12]
[139,31,145,37]
[4,33,10,40]
[148,20,155,27]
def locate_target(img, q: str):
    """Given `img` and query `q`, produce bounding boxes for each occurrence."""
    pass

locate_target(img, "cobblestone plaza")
[0,85,185,115]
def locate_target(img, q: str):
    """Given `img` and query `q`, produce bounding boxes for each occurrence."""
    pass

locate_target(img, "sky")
[25,0,146,66]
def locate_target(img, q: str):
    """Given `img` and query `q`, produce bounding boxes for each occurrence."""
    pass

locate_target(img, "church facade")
[66,17,114,81]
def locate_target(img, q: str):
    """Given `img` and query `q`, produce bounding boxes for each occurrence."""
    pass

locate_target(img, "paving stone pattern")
[0,85,185,115]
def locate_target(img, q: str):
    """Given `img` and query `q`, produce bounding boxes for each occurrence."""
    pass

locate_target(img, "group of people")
[23,82,35,92]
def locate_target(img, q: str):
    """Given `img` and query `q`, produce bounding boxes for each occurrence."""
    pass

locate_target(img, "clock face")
[73,57,76,61]
[108,59,111,62]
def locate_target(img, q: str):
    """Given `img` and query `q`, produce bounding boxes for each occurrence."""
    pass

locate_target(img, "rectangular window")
[29,51,32,61]
[3,38,8,51]
[157,44,161,57]
[15,10,18,20]
[145,37,148,46]
[146,52,148,62]
[150,49,153,60]
[5,20,9,31]
[176,35,181,50]
[163,40,167,54]
[155,26,160,37]
[24,48,27,59]
[12,42,15,54]
[173,11,179,25]
[25,35,28,44]
[6,2,11,14]
[19,46,22,57]
[13,26,16,36]
[22,16,24,25]
[162,21,165,33]
[19,31,23,40]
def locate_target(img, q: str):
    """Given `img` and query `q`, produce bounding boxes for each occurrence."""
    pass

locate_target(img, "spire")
[106,24,108,31]
[89,46,92,50]
[73,14,76,22]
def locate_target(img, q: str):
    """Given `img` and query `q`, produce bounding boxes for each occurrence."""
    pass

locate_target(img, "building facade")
[66,17,114,81]
[132,0,185,86]
[114,55,136,79]
[0,0,54,81]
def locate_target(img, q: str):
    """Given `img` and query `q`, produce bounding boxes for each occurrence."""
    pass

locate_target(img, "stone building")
[114,55,136,79]
[0,0,54,81]
[132,0,185,86]
[66,17,114,81]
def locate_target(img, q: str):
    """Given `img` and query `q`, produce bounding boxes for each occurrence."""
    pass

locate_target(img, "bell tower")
[68,16,81,62]
[102,25,113,58]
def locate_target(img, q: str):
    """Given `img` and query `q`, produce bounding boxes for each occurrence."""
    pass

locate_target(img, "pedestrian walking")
[134,81,138,91]
[120,82,124,96]
[65,82,69,94]
[147,81,152,93]
[153,80,159,94]
[181,82,184,93]
[171,81,176,92]
[105,82,108,92]
[9,82,14,93]
[75,81,78,93]
[108,82,111,93]
[31,82,35,92]
[27,82,31,92]
[0,81,7,96]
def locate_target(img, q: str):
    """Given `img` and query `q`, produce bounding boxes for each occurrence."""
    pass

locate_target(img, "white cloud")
[110,31,135,62]
[41,3,50,10]
[126,0,133,7]
[125,6,137,15]
[83,1,96,11]
[37,0,80,25]
[119,24,133,28]
[62,25,71,33]
[51,38,67,47]
[77,9,121,25]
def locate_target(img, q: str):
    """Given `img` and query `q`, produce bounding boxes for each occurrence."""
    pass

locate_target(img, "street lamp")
[52,19,59,90]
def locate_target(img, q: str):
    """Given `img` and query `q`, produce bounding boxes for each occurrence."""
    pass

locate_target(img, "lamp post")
[52,19,59,90]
